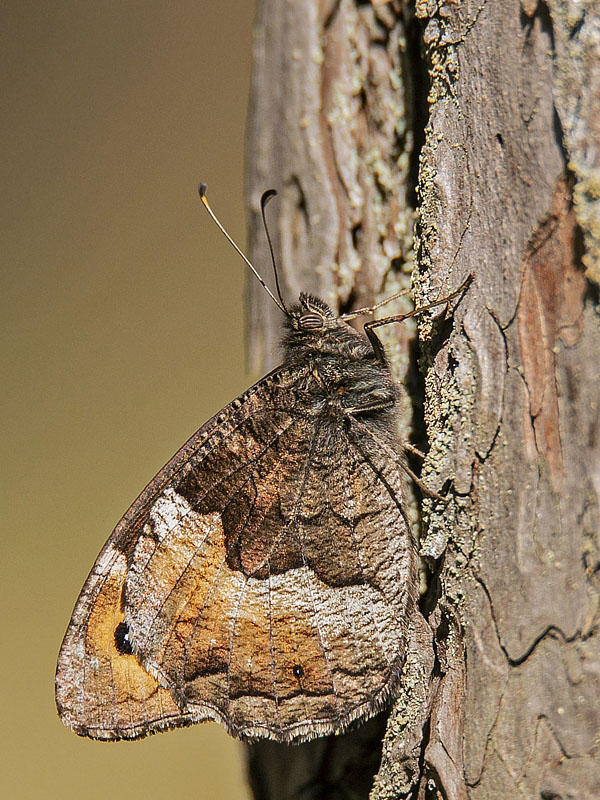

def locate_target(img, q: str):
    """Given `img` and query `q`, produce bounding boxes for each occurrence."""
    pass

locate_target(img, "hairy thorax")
[285,322,399,423]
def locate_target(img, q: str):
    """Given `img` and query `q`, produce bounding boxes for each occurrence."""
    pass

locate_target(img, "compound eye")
[298,312,324,330]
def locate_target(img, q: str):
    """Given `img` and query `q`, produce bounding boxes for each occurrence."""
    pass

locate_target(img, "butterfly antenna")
[260,190,290,315]
[198,183,287,315]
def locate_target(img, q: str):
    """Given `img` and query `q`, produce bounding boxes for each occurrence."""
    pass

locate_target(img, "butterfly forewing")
[56,311,417,743]
[55,366,296,739]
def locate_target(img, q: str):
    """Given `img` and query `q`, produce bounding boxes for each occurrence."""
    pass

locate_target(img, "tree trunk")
[244,1,600,798]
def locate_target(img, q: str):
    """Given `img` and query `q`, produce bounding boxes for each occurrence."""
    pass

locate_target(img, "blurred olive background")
[2,2,258,798]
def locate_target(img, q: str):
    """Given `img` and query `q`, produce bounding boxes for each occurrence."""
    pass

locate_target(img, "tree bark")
[244,1,600,798]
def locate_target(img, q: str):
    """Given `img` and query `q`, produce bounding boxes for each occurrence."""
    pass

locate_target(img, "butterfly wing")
[55,364,300,740]
[56,365,416,743]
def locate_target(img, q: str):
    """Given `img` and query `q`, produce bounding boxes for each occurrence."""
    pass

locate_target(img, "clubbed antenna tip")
[197,181,288,316]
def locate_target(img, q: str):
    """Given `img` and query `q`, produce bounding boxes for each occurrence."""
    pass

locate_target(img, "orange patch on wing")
[58,548,181,738]
[126,507,231,696]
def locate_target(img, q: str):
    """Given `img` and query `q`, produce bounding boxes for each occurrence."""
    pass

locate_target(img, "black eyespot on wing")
[114,621,133,655]
[293,664,304,680]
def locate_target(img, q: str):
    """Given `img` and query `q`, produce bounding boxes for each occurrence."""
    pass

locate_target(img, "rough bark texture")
[245,1,600,798]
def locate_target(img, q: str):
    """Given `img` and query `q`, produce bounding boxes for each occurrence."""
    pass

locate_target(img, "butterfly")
[55,185,471,744]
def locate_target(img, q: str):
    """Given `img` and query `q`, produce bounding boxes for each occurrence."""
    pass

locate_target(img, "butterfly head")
[283,292,368,360]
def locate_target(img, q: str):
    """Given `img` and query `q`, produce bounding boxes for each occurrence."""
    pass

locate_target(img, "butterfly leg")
[401,441,426,460]
[344,398,396,415]
[363,274,474,364]
[400,461,447,502]
[339,286,412,321]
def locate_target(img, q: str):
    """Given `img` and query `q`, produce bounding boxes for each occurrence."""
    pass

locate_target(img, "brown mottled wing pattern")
[56,364,416,743]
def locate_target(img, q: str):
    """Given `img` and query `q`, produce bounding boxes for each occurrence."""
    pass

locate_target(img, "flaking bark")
[245,1,600,798]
